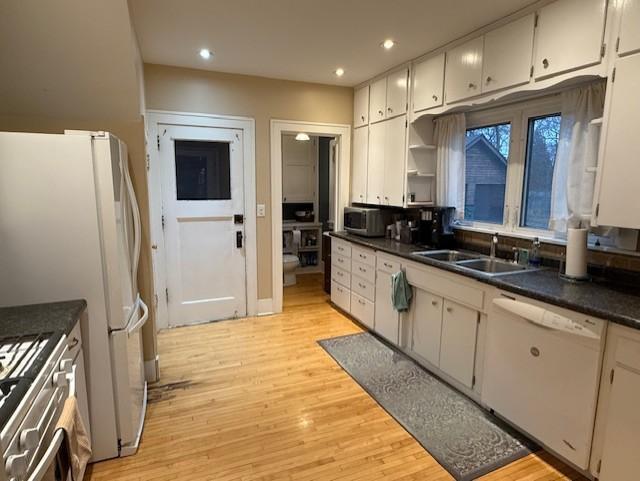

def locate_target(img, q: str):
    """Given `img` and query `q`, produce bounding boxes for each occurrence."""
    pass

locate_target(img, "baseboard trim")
[145,355,160,383]
[257,298,274,316]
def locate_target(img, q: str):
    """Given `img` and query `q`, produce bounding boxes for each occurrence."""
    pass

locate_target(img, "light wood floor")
[86,274,587,480]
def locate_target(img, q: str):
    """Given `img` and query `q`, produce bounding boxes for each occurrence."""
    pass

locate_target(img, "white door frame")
[146,110,257,330]
[270,119,351,314]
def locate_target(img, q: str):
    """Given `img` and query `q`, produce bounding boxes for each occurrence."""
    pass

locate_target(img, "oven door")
[25,366,77,481]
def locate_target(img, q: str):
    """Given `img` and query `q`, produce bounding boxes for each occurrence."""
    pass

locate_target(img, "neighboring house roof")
[466,135,508,166]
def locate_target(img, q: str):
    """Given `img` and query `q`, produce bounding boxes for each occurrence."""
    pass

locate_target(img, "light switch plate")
[257,204,266,217]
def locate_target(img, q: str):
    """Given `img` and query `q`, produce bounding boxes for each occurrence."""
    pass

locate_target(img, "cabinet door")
[594,54,640,229]
[445,36,484,103]
[440,299,478,388]
[413,53,445,112]
[619,0,640,56]
[383,115,407,207]
[374,270,400,344]
[282,134,315,202]
[366,121,385,204]
[482,14,535,93]
[533,0,607,79]
[353,86,369,127]
[351,127,368,203]
[386,68,408,118]
[411,289,443,367]
[369,77,387,123]
[599,366,640,481]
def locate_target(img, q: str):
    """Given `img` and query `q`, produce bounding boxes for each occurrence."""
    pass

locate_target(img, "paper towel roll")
[291,229,301,255]
[566,228,588,279]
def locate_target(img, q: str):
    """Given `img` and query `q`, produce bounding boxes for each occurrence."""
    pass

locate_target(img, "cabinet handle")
[359,267,366,272]
[359,254,366,258]
[283,197,287,202]
[431,301,438,307]
[359,299,365,305]
[432,94,438,101]
[387,107,393,113]
[542,58,549,69]
[384,262,392,268]
[361,115,365,121]
[359,282,366,288]
[446,307,453,313]
[378,109,384,115]
[68,337,79,349]
[468,82,476,89]
[486,76,492,83]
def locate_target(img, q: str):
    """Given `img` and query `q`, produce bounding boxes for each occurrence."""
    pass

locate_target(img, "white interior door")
[160,125,246,326]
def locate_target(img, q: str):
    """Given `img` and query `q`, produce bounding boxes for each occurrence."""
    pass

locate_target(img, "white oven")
[1,335,78,481]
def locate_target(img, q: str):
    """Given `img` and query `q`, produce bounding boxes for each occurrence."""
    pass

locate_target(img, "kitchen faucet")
[490,233,499,259]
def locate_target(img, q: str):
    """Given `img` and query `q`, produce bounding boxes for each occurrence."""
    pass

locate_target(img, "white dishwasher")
[482,291,606,470]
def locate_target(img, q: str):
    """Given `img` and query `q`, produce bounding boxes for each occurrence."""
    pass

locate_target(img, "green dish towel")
[391,270,413,312]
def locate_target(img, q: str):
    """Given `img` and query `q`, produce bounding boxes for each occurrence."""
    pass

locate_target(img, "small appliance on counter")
[418,207,455,248]
[344,207,391,237]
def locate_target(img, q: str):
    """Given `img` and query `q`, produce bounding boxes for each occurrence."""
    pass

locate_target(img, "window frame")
[461,95,563,238]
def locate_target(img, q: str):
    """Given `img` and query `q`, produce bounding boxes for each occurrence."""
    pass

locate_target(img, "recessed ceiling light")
[382,39,395,50]
[295,133,310,141]
[199,48,212,59]
[335,68,345,77]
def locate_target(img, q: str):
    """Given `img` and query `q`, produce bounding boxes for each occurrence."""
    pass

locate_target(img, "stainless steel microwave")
[344,207,389,237]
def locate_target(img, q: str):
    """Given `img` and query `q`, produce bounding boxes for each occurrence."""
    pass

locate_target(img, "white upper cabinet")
[618,0,640,56]
[351,127,368,204]
[386,68,409,118]
[369,78,387,123]
[366,121,386,204]
[533,0,607,80]
[482,14,535,93]
[353,85,369,128]
[383,115,407,207]
[593,53,640,229]
[282,135,316,203]
[445,36,484,103]
[412,53,445,112]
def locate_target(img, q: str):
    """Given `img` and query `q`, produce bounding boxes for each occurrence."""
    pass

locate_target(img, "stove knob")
[5,452,28,478]
[60,359,73,374]
[52,371,67,388]
[20,428,39,450]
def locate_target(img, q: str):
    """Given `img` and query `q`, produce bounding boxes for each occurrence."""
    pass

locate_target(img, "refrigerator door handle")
[120,142,142,288]
[126,295,149,335]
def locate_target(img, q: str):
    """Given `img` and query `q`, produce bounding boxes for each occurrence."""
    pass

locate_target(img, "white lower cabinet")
[597,336,640,480]
[411,289,443,367]
[439,300,479,388]
[350,292,374,329]
[331,282,350,312]
[374,269,400,344]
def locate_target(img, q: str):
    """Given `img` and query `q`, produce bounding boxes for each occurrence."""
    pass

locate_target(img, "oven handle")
[26,366,77,481]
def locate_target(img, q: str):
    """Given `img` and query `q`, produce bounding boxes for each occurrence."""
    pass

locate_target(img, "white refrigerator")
[0,130,149,461]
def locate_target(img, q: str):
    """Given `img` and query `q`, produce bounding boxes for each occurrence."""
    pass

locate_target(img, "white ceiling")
[130,0,537,86]
[0,0,143,120]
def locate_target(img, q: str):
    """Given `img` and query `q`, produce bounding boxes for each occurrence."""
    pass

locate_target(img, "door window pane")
[521,114,561,229]
[175,140,231,200]
[465,123,511,224]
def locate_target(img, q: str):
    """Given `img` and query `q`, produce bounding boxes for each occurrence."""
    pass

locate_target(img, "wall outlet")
[257,204,266,217]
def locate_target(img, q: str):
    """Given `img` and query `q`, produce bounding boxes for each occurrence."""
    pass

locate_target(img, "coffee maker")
[418,207,455,248]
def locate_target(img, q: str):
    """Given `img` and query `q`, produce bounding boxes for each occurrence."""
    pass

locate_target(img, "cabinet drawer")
[405,263,484,311]
[377,253,401,274]
[351,292,375,329]
[331,283,350,312]
[332,239,352,258]
[352,246,376,267]
[352,276,375,302]
[331,265,351,289]
[332,253,351,271]
[351,260,376,283]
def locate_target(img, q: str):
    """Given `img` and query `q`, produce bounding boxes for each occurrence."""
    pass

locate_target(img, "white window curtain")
[549,81,606,233]
[434,113,466,218]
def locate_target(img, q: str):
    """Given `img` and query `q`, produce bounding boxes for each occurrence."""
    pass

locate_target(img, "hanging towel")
[56,396,92,481]
[391,270,413,312]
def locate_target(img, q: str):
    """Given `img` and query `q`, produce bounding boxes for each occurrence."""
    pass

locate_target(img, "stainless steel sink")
[412,250,481,263]
[455,258,529,276]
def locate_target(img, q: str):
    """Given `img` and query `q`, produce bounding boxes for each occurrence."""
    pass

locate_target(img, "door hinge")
[610,368,615,384]
[595,203,600,218]
[534,13,539,28]
[530,65,534,78]
[157,134,160,150]
[161,215,165,230]
[600,43,606,58]
[165,288,169,303]
[615,37,620,53]
[146,153,150,171]
[611,67,616,83]
[405,119,408,128]
[154,293,159,309]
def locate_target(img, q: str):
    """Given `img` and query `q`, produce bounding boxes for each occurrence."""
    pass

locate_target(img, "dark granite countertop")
[0,299,86,338]
[330,232,640,331]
